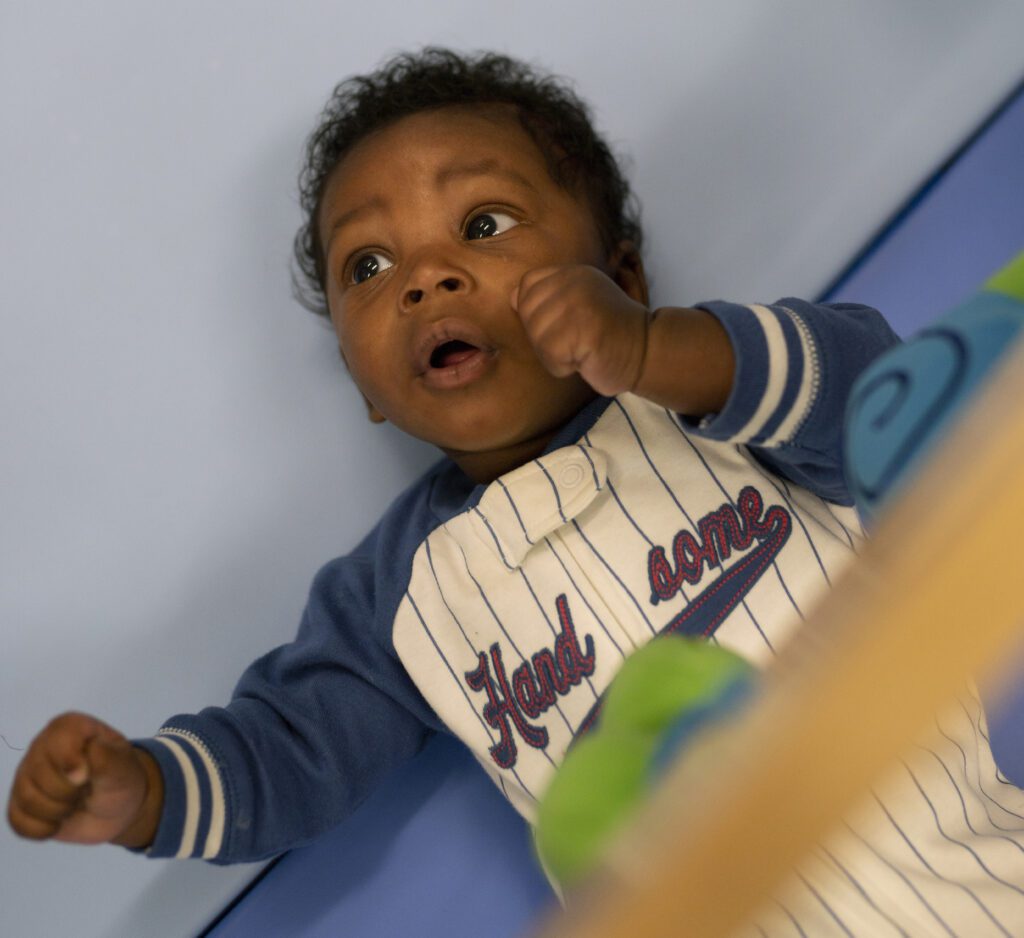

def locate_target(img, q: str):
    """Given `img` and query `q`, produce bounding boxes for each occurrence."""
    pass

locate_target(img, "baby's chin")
[435,392,600,482]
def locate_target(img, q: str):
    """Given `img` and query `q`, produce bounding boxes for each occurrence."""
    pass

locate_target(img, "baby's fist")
[512,265,649,396]
[7,711,156,847]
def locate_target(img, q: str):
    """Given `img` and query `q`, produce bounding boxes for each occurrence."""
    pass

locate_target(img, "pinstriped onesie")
[134,298,1024,935]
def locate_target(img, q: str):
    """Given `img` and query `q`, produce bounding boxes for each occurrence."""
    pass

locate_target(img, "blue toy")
[845,249,1024,522]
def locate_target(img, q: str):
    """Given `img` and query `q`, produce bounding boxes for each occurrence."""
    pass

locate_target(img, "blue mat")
[206,734,555,937]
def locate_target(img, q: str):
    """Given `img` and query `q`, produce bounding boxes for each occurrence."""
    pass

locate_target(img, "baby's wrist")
[111,748,164,849]
[628,308,659,393]
[630,307,735,416]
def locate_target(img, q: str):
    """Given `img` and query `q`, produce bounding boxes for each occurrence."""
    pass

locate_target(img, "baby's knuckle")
[47,711,84,732]
[52,711,99,740]
[17,787,46,817]
[8,803,47,839]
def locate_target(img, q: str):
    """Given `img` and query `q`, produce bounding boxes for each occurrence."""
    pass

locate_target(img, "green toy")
[535,636,753,887]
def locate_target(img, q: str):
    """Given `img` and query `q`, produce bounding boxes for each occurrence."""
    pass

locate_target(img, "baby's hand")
[512,265,650,396]
[7,712,160,848]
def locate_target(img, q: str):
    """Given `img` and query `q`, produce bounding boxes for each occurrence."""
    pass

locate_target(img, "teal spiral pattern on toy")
[844,250,1024,523]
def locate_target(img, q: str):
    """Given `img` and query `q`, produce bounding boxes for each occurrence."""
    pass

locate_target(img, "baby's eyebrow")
[323,195,386,252]
[434,158,538,193]
[323,160,537,255]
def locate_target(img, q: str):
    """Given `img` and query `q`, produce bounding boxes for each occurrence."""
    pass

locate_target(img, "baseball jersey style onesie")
[135,299,1024,936]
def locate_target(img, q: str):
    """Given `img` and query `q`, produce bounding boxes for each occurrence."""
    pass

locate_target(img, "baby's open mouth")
[430,339,480,369]
[415,322,495,389]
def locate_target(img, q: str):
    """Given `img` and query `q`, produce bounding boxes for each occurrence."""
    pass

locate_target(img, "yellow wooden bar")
[534,338,1024,938]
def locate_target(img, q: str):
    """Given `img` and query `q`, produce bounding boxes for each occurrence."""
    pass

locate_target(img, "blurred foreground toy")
[534,638,753,887]
[845,249,1024,522]
[535,249,1024,891]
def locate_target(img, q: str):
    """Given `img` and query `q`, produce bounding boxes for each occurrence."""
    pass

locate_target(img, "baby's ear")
[607,241,649,306]
[363,394,387,425]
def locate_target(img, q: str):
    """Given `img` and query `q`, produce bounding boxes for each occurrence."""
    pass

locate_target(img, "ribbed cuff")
[686,300,816,448]
[131,727,228,860]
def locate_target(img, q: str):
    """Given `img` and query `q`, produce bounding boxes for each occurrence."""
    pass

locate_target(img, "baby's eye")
[350,252,394,284]
[464,211,519,240]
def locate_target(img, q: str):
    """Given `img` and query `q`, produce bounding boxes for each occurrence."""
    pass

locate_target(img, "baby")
[15,48,1013,935]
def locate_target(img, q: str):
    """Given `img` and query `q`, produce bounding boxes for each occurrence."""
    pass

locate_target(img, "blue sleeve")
[132,543,437,864]
[687,298,900,504]
[983,675,1024,790]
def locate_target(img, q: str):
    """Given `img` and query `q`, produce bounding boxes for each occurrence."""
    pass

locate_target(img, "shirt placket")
[470,445,641,660]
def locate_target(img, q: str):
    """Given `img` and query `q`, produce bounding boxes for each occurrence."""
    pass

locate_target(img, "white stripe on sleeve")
[764,307,819,447]
[734,304,789,442]
[153,735,201,859]
[159,729,226,858]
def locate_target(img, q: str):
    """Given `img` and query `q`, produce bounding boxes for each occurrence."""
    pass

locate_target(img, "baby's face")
[318,106,612,481]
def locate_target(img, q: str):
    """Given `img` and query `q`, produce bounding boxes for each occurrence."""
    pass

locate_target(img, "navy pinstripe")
[795,871,854,937]
[872,791,1012,936]
[569,518,656,636]
[497,477,535,545]
[920,746,1024,857]
[542,535,627,658]
[949,704,1024,820]
[472,506,516,570]
[774,901,810,938]
[899,760,1024,898]
[535,459,568,524]
[613,399,699,528]
[818,844,910,936]
[842,820,957,938]
[576,443,601,489]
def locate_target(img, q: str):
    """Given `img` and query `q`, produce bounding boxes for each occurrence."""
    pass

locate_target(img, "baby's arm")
[7,712,163,849]
[514,264,899,502]
[512,264,735,415]
[9,506,435,864]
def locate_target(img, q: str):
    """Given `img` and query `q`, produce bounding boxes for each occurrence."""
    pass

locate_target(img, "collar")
[426,396,615,567]
[468,442,608,568]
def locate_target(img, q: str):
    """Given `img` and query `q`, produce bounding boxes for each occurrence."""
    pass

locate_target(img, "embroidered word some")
[647,486,788,604]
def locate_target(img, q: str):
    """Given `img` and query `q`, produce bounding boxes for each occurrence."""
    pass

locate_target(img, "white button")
[558,462,585,488]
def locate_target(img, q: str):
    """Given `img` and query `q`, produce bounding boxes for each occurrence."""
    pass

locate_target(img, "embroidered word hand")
[512,265,650,396]
[7,712,162,849]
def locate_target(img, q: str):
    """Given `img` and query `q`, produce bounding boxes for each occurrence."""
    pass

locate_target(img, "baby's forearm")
[632,307,735,417]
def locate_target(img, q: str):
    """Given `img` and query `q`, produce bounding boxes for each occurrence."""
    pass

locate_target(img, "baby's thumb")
[65,763,89,786]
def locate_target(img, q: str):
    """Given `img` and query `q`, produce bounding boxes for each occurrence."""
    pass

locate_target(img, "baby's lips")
[412,317,493,373]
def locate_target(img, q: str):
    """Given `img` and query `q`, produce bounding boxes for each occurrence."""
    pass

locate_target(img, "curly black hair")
[292,47,643,317]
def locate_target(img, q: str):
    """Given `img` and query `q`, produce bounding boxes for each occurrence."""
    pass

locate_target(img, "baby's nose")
[405,276,463,307]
